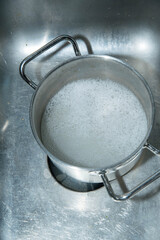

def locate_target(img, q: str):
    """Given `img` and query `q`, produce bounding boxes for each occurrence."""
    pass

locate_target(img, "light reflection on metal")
[1,120,9,132]
[134,32,155,54]
[23,31,49,55]
[137,40,151,52]
[74,196,88,211]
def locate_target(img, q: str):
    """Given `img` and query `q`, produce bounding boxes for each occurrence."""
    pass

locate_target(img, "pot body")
[30,55,154,183]
[47,150,142,183]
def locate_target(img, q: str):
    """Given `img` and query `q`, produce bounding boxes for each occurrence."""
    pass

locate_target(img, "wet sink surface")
[1,1,160,239]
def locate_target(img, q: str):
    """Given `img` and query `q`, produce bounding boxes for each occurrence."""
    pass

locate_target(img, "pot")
[19,35,160,201]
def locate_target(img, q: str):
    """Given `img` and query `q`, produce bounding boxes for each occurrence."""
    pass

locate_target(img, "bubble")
[41,78,148,168]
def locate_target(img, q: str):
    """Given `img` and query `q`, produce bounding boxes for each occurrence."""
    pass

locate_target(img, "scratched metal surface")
[0,0,160,239]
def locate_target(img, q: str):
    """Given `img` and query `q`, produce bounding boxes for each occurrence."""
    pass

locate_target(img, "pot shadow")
[116,173,160,202]
[47,148,160,199]
[40,34,93,61]
[112,150,160,201]
[106,53,160,105]
[34,34,93,84]
[47,157,103,192]
[132,185,160,202]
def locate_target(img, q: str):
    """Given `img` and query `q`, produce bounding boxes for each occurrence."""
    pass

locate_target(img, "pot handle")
[19,35,81,90]
[101,142,160,201]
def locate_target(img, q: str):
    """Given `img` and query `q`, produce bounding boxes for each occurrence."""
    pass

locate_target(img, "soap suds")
[41,79,147,168]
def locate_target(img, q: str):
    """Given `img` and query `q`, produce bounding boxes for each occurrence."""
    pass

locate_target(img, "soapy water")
[41,79,148,168]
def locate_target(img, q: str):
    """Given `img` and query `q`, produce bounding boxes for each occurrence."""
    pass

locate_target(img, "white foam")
[41,79,148,168]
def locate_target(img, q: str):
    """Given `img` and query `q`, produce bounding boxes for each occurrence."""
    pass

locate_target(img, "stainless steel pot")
[19,35,160,201]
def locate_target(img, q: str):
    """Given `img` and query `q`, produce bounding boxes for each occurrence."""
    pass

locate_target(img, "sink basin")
[1,1,160,239]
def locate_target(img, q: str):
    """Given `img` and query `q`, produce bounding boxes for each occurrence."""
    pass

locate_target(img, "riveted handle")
[101,143,160,201]
[19,35,81,89]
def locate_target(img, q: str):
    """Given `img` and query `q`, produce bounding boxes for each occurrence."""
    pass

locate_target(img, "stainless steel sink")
[1,1,160,239]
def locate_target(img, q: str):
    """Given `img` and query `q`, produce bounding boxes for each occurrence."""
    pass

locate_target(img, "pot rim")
[29,54,155,173]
